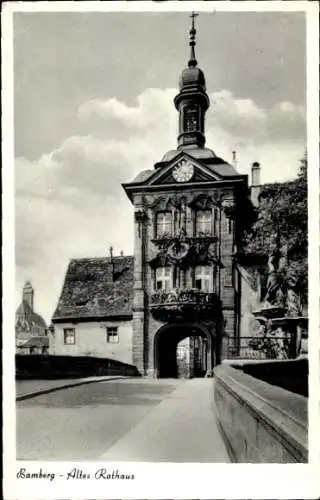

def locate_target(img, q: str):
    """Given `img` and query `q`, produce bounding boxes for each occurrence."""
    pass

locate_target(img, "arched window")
[184,106,199,132]
[195,210,212,235]
[156,212,172,237]
[195,266,212,292]
[156,267,172,290]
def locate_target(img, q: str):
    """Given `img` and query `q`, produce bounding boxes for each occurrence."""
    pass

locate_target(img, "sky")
[14,10,306,322]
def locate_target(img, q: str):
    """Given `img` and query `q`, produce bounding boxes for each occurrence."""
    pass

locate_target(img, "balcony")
[150,288,220,322]
[152,231,217,249]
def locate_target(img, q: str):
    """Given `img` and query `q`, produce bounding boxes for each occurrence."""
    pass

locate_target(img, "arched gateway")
[154,323,215,379]
[122,15,249,377]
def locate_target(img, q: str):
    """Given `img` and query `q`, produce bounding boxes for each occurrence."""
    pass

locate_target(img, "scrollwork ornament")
[221,198,236,218]
[167,241,190,263]
[208,242,217,260]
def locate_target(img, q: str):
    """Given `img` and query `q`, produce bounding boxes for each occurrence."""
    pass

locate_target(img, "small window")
[156,212,172,237]
[196,210,212,235]
[64,328,76,345]
[106,327,119,344]
[156,267,172,290]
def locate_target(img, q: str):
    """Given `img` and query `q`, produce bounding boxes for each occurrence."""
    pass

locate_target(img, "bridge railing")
[223,334,296,361]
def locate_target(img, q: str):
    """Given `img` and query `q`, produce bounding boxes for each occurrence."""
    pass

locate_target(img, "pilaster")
[132,194,147,374]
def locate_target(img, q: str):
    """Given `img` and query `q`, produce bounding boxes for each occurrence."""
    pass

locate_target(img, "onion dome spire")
[174,12,210,150]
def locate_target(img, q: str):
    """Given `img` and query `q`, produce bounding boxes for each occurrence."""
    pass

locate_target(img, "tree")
[244,152,308,307]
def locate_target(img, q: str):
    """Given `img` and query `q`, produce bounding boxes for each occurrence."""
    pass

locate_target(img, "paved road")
[16,378,229,462]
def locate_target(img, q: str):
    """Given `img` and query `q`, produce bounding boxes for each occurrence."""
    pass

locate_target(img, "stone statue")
[265,251,281,304]
[265,240,287,306]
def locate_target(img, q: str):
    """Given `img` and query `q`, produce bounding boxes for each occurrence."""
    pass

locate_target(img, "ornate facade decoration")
[221,197,236,218]
[149,230,219,269]
[150,288,221,322]
[188,193,218,210]
[134,209,148,237]
[150,194,188,211]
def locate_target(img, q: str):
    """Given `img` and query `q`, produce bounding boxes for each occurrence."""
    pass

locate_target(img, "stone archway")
[153,323,214,378]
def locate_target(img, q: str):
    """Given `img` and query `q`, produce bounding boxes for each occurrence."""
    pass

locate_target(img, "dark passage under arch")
[154,324,214,378]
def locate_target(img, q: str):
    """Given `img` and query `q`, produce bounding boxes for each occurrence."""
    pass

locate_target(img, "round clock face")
[172,160,194,183]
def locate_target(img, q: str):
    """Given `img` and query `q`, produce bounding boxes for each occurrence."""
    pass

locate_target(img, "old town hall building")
[52,17,259,377]
[122,16,250,378]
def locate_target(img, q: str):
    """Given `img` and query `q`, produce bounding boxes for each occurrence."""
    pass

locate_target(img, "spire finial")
[188,11,199,68]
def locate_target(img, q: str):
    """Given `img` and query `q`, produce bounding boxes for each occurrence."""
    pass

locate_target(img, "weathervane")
[188,11,199,67]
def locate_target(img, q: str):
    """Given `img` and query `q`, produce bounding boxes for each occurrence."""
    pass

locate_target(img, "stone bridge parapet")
[214,359,308,462]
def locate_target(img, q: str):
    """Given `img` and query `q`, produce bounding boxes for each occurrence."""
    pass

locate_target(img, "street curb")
[16,376,131,401]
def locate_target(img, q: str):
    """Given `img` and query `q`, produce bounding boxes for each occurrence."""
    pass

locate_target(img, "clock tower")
[123,14,249,377]
[174,11,210,150]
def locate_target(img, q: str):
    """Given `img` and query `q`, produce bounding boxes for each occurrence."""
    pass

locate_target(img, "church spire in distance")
[174,12,210,150]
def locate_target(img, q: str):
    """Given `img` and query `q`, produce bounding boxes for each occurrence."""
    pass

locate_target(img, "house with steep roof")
[16,282,49,354]
[51,254,134,364]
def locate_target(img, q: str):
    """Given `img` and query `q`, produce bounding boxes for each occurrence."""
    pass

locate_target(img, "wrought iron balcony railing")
[150,288,220,322]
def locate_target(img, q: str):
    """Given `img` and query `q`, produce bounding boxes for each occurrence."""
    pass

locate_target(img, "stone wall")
[214,362,308,462]
[16,354,139,379]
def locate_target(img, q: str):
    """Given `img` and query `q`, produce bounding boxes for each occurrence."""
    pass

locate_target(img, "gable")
[147,153,223,186]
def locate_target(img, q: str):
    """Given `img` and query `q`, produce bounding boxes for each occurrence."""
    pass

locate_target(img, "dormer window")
[196,210,212,235]
[156,212,172,237]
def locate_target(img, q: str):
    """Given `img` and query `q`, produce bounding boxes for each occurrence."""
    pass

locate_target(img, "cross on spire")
[190,11,199,27]
[188,11,199,67]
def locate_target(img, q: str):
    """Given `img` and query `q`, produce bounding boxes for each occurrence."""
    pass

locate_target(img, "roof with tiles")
[52,255,134,322]
[19,336,50,348]
[16,300,47,331]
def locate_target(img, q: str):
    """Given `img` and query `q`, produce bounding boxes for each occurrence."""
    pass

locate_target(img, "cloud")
[15,87,306,320]
[208,90,305,144]
[78,88,177,132]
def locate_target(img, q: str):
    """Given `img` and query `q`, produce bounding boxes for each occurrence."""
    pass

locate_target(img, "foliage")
[248,333,291,359]
[244,153,308,304]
